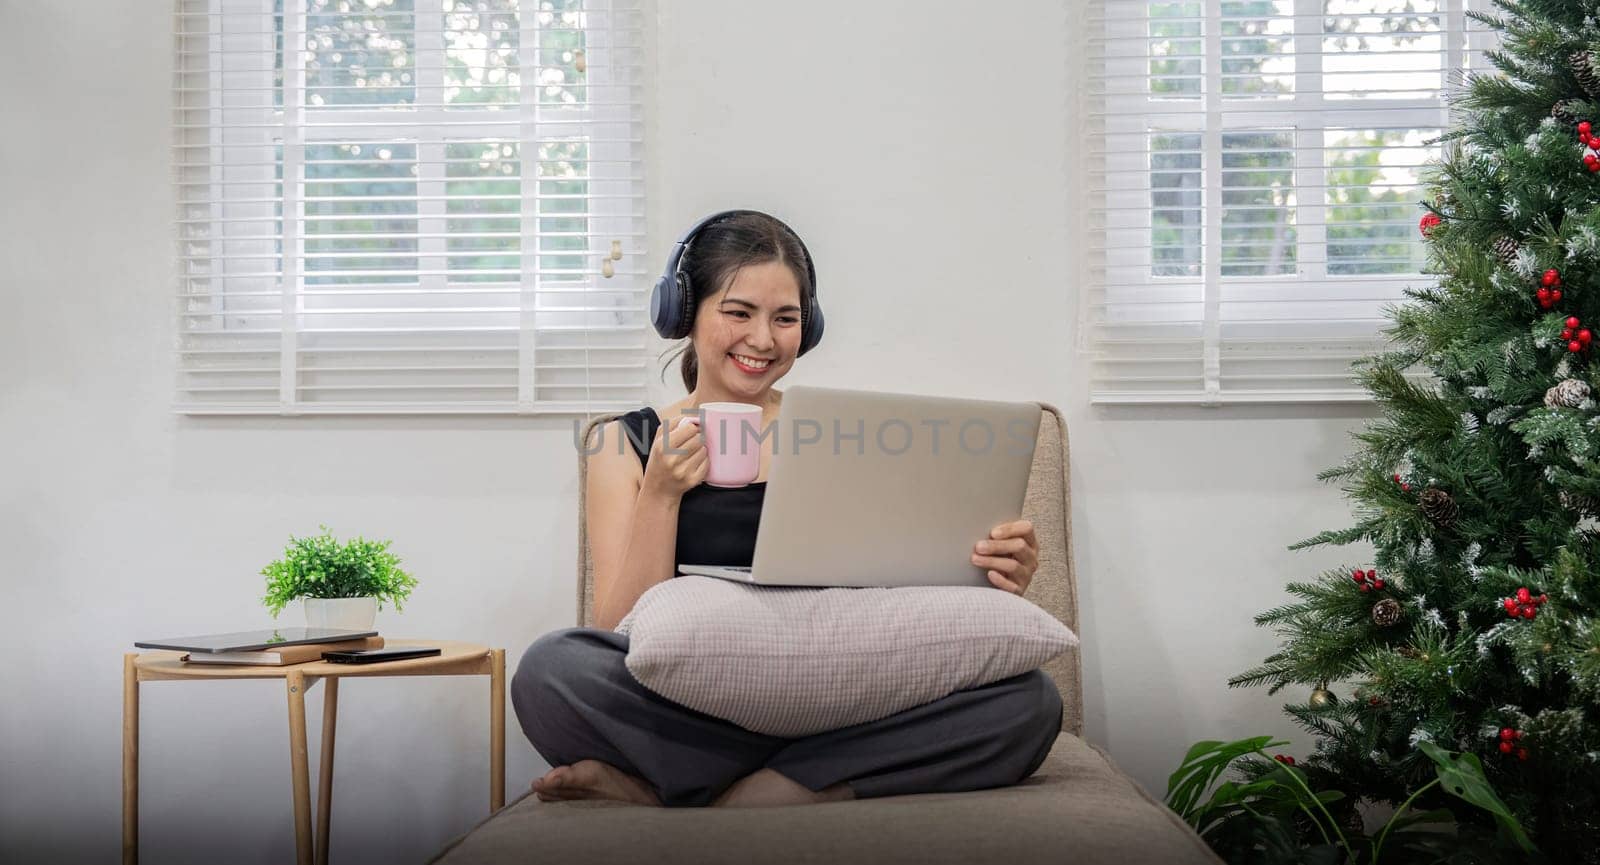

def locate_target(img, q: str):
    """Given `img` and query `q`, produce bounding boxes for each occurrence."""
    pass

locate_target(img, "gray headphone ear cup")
[650,273,675,338]
[650,269,696,340]
[799,294,824,356]
[671,271,694,339]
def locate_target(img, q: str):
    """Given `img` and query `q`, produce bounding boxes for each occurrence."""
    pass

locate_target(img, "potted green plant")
[261,525,418,630]
[1166,736,1540,864]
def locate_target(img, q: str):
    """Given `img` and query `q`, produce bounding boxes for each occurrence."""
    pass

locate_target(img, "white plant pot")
[303,597,378,631]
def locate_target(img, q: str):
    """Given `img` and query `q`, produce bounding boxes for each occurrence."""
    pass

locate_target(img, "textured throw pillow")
[614,576,1078,737]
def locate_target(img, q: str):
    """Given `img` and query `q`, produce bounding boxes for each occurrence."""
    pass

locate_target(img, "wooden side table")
[123,639,506,865]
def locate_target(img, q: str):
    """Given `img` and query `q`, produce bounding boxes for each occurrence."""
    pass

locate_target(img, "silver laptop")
[676,385,1041,588]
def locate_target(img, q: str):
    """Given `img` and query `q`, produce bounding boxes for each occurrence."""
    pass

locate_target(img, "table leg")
[317,677,338,865]
[286,670,313,865]
[490,649,505,812]
[123,654,139,865]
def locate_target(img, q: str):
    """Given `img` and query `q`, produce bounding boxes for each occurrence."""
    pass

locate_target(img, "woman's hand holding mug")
[641,416,708,501]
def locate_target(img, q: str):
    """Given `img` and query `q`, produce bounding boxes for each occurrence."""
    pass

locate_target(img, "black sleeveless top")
[618,406,765,567]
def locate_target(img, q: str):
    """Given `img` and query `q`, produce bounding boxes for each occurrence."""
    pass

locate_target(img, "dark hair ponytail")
[679,345,700,394]
[661,212,813,392]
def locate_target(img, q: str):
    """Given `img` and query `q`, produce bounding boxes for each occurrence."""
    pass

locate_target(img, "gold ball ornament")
[601,258,615,278]
[1309,685,1337,708]
[574,49,586,73]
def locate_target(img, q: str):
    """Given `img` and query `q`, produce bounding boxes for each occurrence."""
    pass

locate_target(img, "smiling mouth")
[729,353,773,372]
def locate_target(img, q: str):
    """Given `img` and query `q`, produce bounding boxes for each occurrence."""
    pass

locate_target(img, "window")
[173,0,646,415]
[1083,0,1492,404]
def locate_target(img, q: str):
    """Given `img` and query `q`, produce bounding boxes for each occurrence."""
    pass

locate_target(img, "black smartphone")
[322,647,442,664]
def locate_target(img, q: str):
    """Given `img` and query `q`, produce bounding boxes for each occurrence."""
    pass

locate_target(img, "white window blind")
[1083,0,1494,404]
[173,0,647,415]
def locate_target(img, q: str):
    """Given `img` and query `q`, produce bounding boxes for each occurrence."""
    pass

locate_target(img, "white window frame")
[174,0,647,415]
[1083,0,1487,404]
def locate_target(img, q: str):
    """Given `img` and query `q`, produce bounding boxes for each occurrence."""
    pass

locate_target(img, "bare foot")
[531,760,661,806]
[712,769,855,808]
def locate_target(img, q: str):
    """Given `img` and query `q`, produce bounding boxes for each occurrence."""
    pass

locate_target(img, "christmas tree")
[1230,2,1600,861]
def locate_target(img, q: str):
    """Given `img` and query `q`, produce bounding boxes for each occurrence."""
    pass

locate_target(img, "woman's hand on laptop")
[971,520,1038,596]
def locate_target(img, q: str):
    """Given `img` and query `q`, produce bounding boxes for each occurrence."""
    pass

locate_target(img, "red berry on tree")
[1402,482,1412,491]
[1353,571,1366,583]
[1569,340,1583,353]
[1361,583,1373,593]
[1374,579,1386,589]
[1581,330,1592,344]
[1580,121,1592,136]
[1541,289,1554,305]
[1540,593,1549,604]
[1518,587,1531,603]
[1544,269,1560,286]
[1562,328,1573,340]
[1566,317,1580,330]
[1500,741,1514,754]
[1501,727,1515,740]
[1553,289,1564,302]
[1514,729,1524,740]
[1366,569,1376,579]
[1522,606,1537,619]
[1517,747,1529,761]
[1505,598,1519,614]
[1419,212,1442,236]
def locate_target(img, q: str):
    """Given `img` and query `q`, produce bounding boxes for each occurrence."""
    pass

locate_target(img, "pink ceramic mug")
[681,402,763,488]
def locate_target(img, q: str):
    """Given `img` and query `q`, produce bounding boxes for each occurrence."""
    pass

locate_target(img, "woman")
[511,210,1061,808]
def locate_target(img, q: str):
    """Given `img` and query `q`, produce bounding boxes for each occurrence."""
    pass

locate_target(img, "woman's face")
[691,259,805,399]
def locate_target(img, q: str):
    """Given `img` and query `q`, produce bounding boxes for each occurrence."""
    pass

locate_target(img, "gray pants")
[511,628,1063,808]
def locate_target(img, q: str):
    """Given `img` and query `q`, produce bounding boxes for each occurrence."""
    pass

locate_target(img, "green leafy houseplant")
[260,525,418,618]
[1166,736,1539,865]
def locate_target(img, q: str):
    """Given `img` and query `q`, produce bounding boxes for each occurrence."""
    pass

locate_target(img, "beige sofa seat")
[430,405,1221,865]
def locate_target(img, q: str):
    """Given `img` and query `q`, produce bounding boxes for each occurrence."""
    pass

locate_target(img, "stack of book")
[134,627,383,667]
[183,636,384,666]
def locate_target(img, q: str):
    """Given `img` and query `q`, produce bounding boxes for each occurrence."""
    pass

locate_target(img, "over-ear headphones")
[650,209,825,357]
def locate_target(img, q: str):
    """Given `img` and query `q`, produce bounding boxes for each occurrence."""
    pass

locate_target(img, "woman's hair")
[661,212,813,392]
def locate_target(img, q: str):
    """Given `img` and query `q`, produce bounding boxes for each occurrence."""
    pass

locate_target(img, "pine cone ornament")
[1545,378,1591,408]
[1398,646,1422,659]
[1560,489,1600,515]
[1554,99,1583,125]
[1419,487,1458,528]
[1574,51,1600,100]
[1493,235,1521,266]
[1341,807,1366,837]
[1372,598,1403,627]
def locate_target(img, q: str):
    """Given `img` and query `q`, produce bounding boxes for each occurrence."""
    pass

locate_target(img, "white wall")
[0,1,1370,862]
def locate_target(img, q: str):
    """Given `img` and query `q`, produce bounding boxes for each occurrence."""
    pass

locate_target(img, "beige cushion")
[614,575,1077,737]
[428,733,1223,865]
